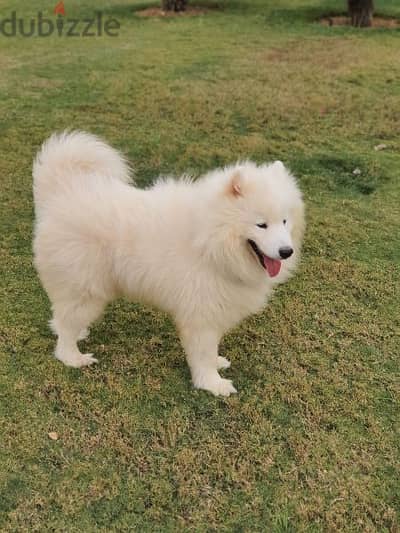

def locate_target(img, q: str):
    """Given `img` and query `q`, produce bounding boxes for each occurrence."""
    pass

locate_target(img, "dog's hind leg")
[179,326,237,397]
[49,318,89,340]
[51,296,106,368]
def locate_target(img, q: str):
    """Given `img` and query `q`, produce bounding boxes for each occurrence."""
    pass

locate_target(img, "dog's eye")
[256,223,267,229]
[283,219,287,225]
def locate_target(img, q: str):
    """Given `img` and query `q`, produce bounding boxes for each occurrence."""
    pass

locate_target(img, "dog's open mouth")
[248,240,281,277]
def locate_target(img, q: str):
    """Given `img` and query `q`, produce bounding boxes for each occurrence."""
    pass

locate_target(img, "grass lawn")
[0,0,399,530]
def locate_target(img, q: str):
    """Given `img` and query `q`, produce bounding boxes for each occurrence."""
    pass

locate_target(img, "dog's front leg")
[179,326,237,397]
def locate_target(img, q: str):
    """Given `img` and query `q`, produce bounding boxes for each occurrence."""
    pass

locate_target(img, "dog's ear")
[273,160,284,170]
[271,160,287,178]
[227,170,243,197]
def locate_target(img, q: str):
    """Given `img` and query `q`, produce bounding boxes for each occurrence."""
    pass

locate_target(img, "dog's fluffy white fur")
[33,131,305,396]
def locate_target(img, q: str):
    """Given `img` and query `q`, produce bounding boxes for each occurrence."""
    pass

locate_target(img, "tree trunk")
[162,0,188,11]
[348,0,374,27]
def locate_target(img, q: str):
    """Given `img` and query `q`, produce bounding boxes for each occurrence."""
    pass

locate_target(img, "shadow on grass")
[99,1,223,19]
[291,153,389,196]
[100,0,326,21]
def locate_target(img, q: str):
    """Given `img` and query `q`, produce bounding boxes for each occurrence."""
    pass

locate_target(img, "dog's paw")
[207,377,237,397]
[216,356,231,370]
[55,351,98,368]
[194,375,237,397]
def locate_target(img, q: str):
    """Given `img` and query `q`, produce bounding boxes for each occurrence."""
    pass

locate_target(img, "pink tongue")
[263,256,281,277]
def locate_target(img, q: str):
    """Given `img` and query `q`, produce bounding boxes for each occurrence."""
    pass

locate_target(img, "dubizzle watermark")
[0,1,121,38]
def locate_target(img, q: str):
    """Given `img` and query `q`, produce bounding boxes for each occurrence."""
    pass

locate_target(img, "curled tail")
[33,131,133,212]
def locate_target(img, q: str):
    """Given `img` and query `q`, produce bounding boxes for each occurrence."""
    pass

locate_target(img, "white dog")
[33,132,305,396]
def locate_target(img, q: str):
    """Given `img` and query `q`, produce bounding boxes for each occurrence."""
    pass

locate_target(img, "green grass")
[1,0,399,530]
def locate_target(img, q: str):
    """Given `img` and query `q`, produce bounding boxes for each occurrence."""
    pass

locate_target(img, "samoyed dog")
[33,132,305,396]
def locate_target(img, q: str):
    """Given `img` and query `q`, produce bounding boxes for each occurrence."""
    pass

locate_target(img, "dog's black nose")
[279,246,293,259]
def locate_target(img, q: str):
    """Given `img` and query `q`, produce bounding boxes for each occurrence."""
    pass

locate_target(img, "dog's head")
[200,161,305,284]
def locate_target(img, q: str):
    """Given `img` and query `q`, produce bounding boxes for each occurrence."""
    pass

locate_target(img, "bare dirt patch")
[136,6,210,17]
[320,15,400,28]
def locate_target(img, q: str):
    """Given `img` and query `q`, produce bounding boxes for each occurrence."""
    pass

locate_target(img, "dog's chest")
[212,280,272,330]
